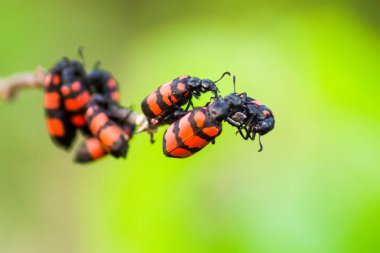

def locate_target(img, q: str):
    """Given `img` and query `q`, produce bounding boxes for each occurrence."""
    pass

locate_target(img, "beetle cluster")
[43,54,274,162]
[140,74,275,158]
[44,57,137,163]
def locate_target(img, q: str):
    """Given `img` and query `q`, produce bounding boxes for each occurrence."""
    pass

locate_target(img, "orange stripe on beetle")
[177,82,186,91]
[170,95,178,103]
[64,92,90,111]
[263,110,271,117]
[46,118,65,136]
[99,125,123,148]
[177,113,193,142]
[146,93,162,116]
[251,101,262,107]
[184,136,208,149]
[202,126,220,137]
[86,138,106,159]
[71,115,86,127]
[89,113,109,134]
[61,86,70,96]
[85,107,94,118]
[164,124,177,153]
[159,83,174,106]
[193,111,205,128]
[52,75,60,85]
[107,79,116,88]
[76,92,90,107]
[111,92,120,101]
[64,98,78,111]
[44,92,60,110]
[71,81,81,92]
[170,148,193,158]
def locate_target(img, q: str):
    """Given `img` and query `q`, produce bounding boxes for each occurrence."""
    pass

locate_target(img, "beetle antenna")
[233,75,236,93]
[258,134,263,152]
[78,46,86,68]
[94,60,102,70]
[214,71,231,83]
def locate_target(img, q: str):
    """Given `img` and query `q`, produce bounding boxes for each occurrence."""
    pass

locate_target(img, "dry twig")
[0,67,47,101]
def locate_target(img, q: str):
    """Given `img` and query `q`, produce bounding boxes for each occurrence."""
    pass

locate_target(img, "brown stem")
[0,67,47,101]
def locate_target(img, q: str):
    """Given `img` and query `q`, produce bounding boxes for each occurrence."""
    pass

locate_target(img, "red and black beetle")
[141,72,230,123]
[140,72,230,142]
[44,58,85,148]
[162,76,275,158]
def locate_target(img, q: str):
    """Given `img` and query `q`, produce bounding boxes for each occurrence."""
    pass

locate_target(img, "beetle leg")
[149,132,155,144]
[173,110,189,118]
[237,126,250,140]
[226,117,242,127]
[250,131,256,140]
[248,125,257,140]
[184,98,194,111]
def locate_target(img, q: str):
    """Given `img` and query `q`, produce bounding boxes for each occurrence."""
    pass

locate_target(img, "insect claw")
[134,116,149,134]
[135,122,149,134]
[134,114,147,126]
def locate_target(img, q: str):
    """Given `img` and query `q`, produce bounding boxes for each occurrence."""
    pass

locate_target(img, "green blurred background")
[1,0,380,252]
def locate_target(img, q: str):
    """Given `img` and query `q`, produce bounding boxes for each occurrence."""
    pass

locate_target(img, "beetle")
[59,66,122,131]
[75,122,135,163]
[222,77,275,150]
[44,56,137,163]
[44,58,85,148]
[230,94,274,137]
[140,72,230,142]
[141,72,230,124]
[75,95,135,163]
[86,68,121,103]
[162,76,275,158]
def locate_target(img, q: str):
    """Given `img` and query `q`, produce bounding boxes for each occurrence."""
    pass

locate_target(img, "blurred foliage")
[1,0,380,252]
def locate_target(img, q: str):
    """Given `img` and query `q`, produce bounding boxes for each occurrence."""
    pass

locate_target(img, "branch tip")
[0,66,47,101]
